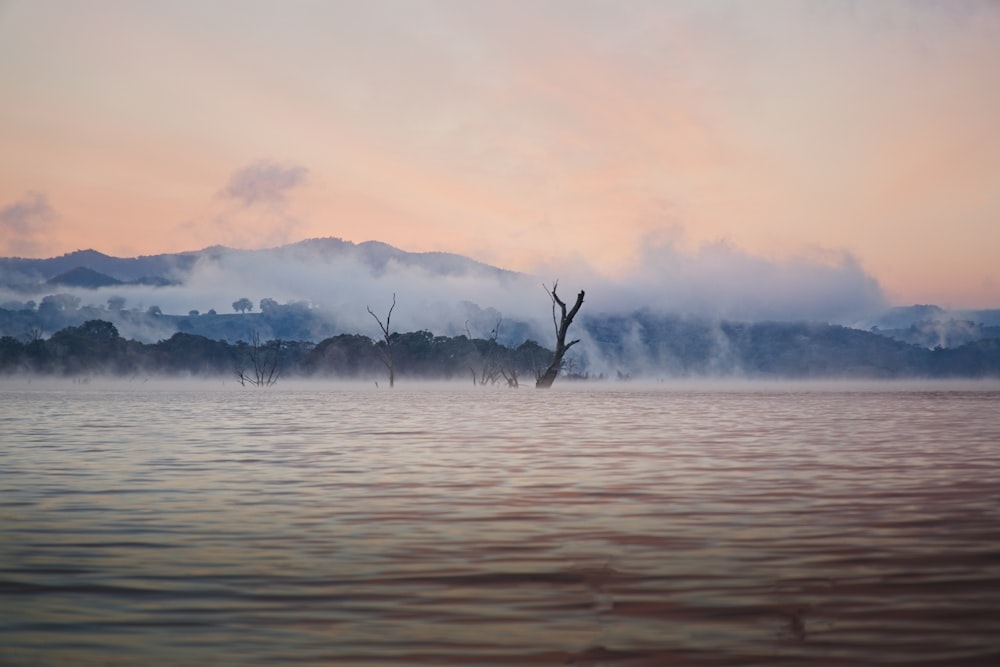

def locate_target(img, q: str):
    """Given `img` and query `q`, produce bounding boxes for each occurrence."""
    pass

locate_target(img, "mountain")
[282,238,517,278]
[582,312,936,378]
[0,248,201,286]
[3,307,998,379]
[46,266,123,288]
[861,304,1000,329]
[2,238,998,365]
[0,237,517,290]
[854,304,1000,349]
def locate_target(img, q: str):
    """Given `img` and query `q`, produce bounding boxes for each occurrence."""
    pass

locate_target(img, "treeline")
[583,312,1000,378]
[3,315,1000,383]
[0,296,337,344]
[0,319,554,384]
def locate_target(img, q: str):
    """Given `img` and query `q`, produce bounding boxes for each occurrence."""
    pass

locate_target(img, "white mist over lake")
[2,380,999,665]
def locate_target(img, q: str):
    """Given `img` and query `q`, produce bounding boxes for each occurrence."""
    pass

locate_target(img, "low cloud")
[173,247,547,340]
[0,192,56,256]
[2,235,890,347]
[607,239,888,323]
[221,160,308,207]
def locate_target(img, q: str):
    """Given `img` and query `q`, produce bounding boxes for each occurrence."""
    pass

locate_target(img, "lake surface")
[2,380,1000,666]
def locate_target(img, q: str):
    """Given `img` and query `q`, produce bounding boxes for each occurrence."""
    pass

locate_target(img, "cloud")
[592,237,888,324]
[0,192,56,256]
[173,160,311,250]
[220,160,308,207]
[10,233,885,350]
[173,247,548,342]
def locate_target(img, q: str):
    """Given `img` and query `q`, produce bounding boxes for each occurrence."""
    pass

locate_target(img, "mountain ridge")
[2,238,998,338]
[0,237,518,287]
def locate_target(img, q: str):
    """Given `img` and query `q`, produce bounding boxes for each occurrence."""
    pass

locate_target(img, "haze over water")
[2,380,1000,665]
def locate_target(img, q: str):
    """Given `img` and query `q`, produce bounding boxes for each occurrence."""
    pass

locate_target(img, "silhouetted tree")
[536,282,585,388]
[46,320,129,375]
[40,294,80,313]
[367,294,397,387]
[307,333,379,377]
[466,318,505,385]
[152,332,235,374]
[236,330,280,387]
[233,298,253,314]
[0,335,24,373]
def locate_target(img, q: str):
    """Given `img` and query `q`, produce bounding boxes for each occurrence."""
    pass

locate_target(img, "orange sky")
[2,1,999,308]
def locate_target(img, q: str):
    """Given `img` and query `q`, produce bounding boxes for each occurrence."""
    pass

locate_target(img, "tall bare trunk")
[536,283,584,388]
[367,294,396,388]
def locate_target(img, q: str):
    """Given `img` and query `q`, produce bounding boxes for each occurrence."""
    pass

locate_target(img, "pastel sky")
[2,0,999,308]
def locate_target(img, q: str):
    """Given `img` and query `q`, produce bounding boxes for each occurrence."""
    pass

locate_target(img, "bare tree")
[22,326,43,345]
[466,318,504,386]
[236,330,280,387]
[500,367,519,388]
[536,281,585,388]
[367,293,397,388]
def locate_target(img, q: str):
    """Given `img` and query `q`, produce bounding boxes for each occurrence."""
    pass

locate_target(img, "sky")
[1,0,999,309]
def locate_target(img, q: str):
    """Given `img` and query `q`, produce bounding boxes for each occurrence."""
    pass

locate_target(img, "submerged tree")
[236,330,280,387]
[466,317,504,386]
[536,282,585,389]
[367,293,397,388]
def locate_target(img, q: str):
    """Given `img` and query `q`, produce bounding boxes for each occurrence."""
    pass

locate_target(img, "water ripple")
[1,383,999,665]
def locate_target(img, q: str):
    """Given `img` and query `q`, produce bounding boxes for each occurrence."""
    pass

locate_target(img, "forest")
[2,313,999,384]
[4,241,1000,383]
[0,319,553,386]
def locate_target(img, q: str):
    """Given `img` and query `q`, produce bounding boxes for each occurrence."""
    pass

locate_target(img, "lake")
[2,379,999,666]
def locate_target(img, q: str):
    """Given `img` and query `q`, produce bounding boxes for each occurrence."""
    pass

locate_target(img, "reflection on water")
[2,381,1000,665]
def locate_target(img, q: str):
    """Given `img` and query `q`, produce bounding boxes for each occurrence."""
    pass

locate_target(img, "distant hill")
[2,238,998,359]
[0,237,517,290]
[2,309,998,379]
[46,266,123,288]
[865,304,1000,329]
[0,248,201,286]
[857,304,1000,349]
[582,311,941,378]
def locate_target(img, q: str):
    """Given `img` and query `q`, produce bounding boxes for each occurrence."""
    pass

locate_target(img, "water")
[2,380,999,666]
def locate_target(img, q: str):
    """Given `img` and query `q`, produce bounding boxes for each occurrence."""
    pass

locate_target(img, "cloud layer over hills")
[1,236,890,335]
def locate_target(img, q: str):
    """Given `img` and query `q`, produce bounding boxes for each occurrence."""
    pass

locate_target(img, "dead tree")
[236,330,280,387]
[500,368,519,388]
[467,318,504,386]
[536,282,585,388]
[367,294,396,388]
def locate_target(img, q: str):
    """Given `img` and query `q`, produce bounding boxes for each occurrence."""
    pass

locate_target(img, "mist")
[555,238,888,324]
[1,236,891,346]
[181,237,888,327]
